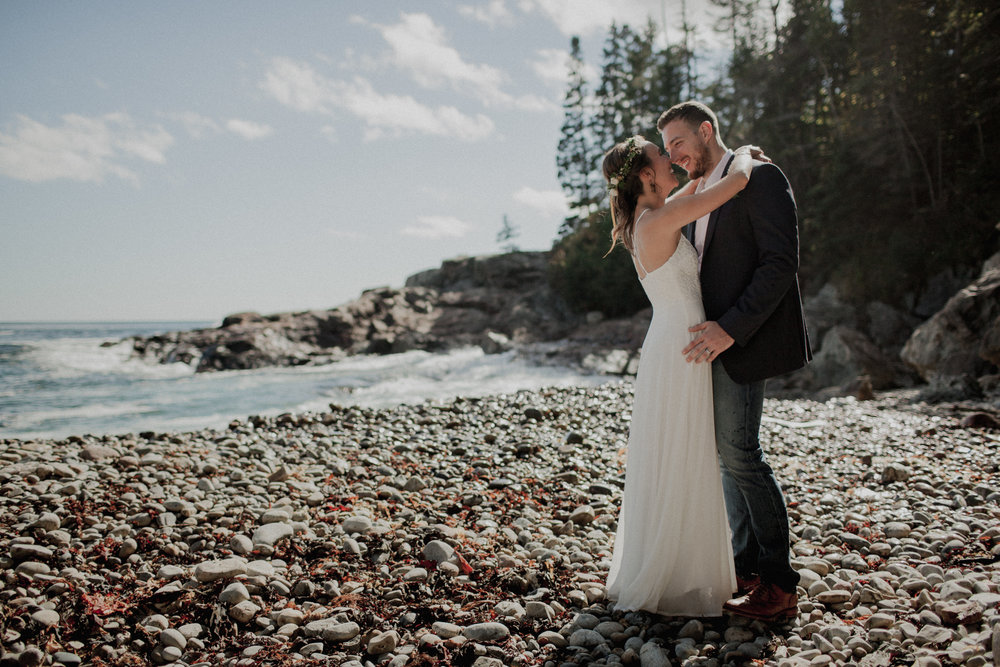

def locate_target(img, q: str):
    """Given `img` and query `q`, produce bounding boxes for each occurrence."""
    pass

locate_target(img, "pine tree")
[591,23,634,153]
[679,0,698,98]
[549,20,691,318]
[496,214,520,253]
[556,36,598,236]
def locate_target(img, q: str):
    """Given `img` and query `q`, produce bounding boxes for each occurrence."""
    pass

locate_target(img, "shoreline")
[1,383,998,666]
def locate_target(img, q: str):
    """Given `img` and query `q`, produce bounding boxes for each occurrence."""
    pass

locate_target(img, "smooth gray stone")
[367,630,399,655]
[219,582,251,604]
[193,557,247,582]
[30,609,60,627]
[252,522,293,547]
[462,622,510,642]
[11,543,54,561]
[341,515,373,534]
[638,641,671,667]
[568,628,605,648]
[431,621,462,638]
[304,618,360,642]
[159,627,187,649]
[421,539,454,563]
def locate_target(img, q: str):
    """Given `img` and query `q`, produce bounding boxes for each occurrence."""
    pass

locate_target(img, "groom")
[658,101,812,621]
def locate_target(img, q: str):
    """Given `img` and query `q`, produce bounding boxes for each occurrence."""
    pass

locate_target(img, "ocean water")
[0,322,609,441]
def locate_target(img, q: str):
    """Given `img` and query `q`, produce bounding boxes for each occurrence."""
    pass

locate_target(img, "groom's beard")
[685,143,713,180]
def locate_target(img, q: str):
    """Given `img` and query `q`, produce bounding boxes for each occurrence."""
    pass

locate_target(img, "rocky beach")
[2,383,998,667]
[3,245,998,666]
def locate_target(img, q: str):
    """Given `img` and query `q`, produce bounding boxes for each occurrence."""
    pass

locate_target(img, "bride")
[602,135,755,616]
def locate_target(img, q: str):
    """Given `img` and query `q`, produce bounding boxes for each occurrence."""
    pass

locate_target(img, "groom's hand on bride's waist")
[683,321,735,363]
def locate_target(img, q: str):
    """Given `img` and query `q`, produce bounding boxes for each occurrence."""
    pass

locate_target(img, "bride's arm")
[643,150,753,234]
[665,178,700,201]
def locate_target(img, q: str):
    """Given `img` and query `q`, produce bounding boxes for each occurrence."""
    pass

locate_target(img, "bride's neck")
[634,193,664,218]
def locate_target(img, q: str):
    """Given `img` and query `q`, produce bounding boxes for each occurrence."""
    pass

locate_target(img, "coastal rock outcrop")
[901,252,1000,395]
[127,252,583,373]
[124,247,1000,402]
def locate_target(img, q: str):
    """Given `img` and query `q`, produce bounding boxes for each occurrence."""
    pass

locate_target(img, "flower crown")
[608,137,641,198]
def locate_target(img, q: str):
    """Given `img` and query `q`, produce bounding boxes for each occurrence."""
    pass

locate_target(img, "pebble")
[230,534,254,554]
[219,582,251,604]
[10,543,54,561]
[367,630,399,655]
[229,600,260,623]
[31,512,61,531]
[568,628,604,647]
[462,622,510,642]
[159,628,187,649]
[304,619,361,642]
[639,641,671,667]
[431,621,462,639]
[51,652,81,666]
[0,386,996,667]
[193,557,247,582]
[30,609,60,627]
[421,539,454,563]
[341,515,373,534]
[252,521,293,547]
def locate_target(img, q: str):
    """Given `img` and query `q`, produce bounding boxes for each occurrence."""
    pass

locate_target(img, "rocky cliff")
[126,252,587,373]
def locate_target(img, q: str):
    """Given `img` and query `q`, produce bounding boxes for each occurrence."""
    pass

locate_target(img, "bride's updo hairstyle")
[602,135,650,255]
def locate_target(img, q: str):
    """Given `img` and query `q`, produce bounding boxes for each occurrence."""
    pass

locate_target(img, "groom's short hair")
[657,101,719,136]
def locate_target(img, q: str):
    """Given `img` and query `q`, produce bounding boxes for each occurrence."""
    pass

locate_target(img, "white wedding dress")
[606,233,736,617]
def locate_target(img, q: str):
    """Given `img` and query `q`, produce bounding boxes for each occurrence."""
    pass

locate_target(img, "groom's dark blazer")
[686,156,812,384]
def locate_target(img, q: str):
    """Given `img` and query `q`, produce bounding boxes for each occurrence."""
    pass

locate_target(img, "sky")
[1,1,731,322]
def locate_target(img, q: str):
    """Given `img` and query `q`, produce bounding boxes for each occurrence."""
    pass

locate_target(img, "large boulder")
[865,300,922,355]
[802,283,857,345]
[789,325,911,398]
[901,254,1000,388]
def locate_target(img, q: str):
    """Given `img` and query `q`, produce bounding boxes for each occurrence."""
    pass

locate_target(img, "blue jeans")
[712,361,799,593]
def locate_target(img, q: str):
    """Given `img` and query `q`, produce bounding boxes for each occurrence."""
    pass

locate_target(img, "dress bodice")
[637,235,702,309]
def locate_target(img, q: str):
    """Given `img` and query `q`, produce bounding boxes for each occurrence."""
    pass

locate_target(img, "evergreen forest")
[549,0,999,318]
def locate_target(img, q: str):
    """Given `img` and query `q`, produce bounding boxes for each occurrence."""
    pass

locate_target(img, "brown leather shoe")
[736,574,760,596]
[723,582,798,621]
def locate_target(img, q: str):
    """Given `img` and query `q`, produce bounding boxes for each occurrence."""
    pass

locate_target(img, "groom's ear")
[698,121,714,142]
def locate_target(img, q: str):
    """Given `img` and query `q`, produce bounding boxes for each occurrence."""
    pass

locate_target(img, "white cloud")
[336,76,495,141]
[530,48,570,87]
[519,0,731,53]
[225,119,273,140]
[167,111,221,138]
[518,0,625,37]
[0,112,173,184]
[377,13,507,92]
[261,57,495,142]
[164,112,272,141]
[261,57,336,114]
[459,0,514,28]
[513,186,569,218]
[401,215,472,239]
[365,12,554,112]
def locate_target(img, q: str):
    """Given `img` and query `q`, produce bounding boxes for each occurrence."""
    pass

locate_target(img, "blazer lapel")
[702,154,736,257]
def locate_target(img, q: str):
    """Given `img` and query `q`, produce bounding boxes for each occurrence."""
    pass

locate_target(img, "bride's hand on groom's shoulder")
[736,144,772,163]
